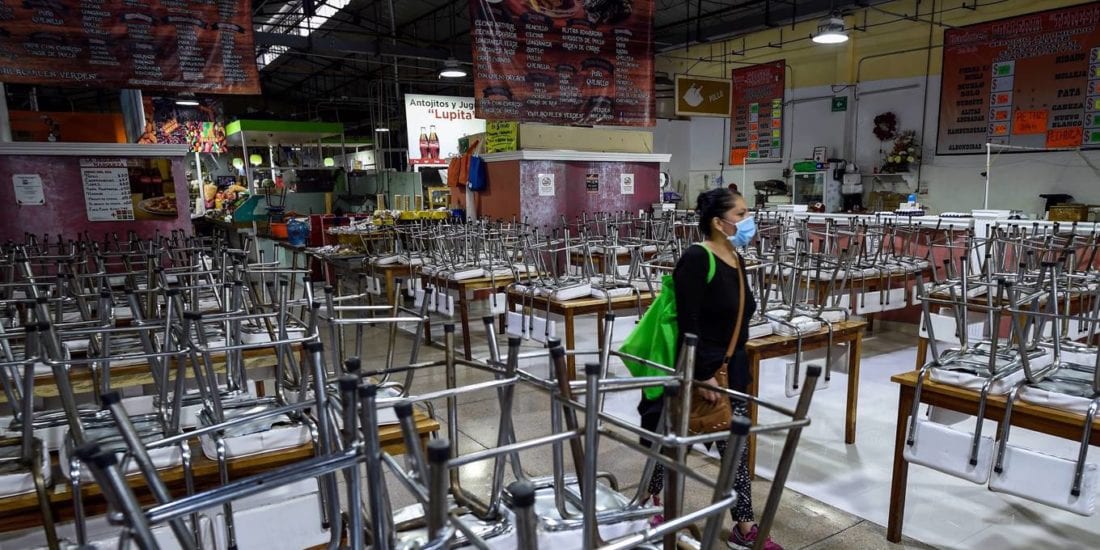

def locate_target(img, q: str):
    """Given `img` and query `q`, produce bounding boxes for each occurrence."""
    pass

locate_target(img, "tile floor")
[365,307,1100,549]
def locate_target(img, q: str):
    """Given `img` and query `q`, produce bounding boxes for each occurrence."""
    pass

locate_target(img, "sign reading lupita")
[404,94,486,166]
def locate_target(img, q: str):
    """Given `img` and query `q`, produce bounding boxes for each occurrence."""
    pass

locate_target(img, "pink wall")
[518,160,660,229]
[0,155,191,244]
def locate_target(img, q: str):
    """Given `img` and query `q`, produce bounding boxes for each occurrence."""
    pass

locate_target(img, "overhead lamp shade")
[249,153,263,166]
[439,57,467,78]
[812,16,849,44]
[323,157,335,167]
[232,157,244,169]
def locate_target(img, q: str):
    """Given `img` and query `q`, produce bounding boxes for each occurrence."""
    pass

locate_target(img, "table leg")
[596,310,606,351]
[565,310,576,380]
[845,334,863,445]
[385,271,397,305]
[459,290,473,360]
[915,337,928,370]
[887,384,914,543]
[747,352,761,477]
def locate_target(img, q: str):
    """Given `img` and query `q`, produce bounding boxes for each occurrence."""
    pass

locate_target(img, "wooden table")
[887,370,1100,542]
[365,262,421,305]
[0,347,292,404]
[744,319,867,475]
[422,273,524,360]
[0,412,439,533]
[506,289,657,378]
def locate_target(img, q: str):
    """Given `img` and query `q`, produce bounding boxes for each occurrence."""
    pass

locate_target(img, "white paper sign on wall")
[620,173,635,195]
[12,174,45,205]
[538,173,555,196]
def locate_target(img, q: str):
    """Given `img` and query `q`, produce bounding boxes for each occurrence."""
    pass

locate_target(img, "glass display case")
[792,170,841,212]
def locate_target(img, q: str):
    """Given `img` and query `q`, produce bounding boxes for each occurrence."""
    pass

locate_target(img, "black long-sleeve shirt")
[673,244,757,390]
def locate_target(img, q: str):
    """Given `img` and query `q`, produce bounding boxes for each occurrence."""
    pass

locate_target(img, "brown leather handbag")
[688,252,746,435]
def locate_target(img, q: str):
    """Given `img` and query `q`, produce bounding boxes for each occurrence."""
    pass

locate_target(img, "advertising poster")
[405,94,486,166]
[937,4,1100,154]
[729,60,785,163]
[470,0,655,126]
[138,97,228,153]
[0,0,259,94]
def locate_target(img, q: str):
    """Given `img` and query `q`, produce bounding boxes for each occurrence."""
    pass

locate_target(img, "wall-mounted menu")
[81,159,134,221]
[0,0,259,94]
[728,60,785,163]
[80,157,178,221]
[469,0,655,126]
[937,4,1100,155]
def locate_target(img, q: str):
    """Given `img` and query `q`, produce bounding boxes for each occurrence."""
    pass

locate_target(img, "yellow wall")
[656,0,1094,88]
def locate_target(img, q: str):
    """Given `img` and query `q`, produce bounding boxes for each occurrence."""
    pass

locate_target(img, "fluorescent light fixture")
[375,128,390,133]
[175,99,200,106]
[438,58,467,78]
[812,16,848,44]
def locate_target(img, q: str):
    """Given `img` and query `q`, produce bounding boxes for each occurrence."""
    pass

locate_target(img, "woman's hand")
[697,377,721,403]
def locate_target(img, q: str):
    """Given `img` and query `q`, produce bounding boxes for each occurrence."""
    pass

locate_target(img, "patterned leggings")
[643,399,754,523]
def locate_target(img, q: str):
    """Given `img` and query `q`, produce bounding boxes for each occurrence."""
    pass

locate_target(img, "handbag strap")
[723,251,747,367]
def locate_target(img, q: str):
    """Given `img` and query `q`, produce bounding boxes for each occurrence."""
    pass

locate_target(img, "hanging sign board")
[469,0,656,126]
[0,0,259,94]
[937,3,1100,154]
[405,94,486,166]
[675,75,731,117]
[729,60,785,163]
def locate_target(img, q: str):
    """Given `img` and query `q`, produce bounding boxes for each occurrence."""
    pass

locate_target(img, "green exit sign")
[831,96,848,112]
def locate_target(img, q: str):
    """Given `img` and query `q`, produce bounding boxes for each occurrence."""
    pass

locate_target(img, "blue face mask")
[728,216,756,248]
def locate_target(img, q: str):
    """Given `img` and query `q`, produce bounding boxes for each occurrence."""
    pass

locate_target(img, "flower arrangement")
[881,130,921,174]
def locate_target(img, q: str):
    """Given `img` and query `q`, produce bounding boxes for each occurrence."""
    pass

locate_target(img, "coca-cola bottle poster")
[405,94,487,166]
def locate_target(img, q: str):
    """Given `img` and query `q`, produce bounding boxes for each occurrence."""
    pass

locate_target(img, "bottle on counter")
[428,125,440,161]
[418,127,429,160]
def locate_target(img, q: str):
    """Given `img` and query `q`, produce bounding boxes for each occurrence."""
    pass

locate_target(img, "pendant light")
[439,57,467,78]
[812,15,848,44]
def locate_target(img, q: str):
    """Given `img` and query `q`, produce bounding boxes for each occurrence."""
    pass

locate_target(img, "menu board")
[80,157,178,221]
[0,0,259,94]
[81,159,134,221]
[937,4,1100,155]
[728,61,785,163]
[469,0,655,126]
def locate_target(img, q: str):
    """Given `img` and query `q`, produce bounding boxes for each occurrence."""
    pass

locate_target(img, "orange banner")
[1012,110,1048,135]
[729,148,748,165]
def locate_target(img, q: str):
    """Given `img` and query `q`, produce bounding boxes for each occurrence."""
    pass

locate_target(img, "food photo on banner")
[405,94,486,167]
[470,0,655,126]
[137,97,229,153]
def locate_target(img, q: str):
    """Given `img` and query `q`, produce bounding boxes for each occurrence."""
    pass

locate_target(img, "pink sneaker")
[728,525,783,550]
[647,495,665,527]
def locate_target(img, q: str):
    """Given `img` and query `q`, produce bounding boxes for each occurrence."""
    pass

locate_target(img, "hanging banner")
[675,74,731,117]
[0,0,260,94]
[404,94,486,166]
[470,0,655,126]
[937,3,1100,155]
[729,60,785,163]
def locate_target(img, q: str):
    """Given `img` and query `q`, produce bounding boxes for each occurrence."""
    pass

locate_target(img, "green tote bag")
[619,245,716,400]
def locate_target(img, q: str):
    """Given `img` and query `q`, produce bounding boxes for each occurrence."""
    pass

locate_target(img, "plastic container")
[270,222,288,239]
[286,218,310,247]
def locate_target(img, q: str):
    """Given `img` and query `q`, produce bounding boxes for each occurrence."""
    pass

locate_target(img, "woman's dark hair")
[696,188,743,237]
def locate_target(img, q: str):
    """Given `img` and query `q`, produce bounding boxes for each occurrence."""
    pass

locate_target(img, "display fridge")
[791,170,842,213]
